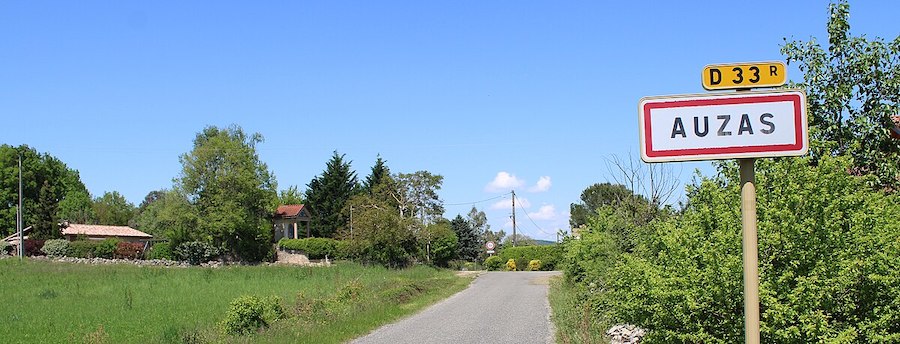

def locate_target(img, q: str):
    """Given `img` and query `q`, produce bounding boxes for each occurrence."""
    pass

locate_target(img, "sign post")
[639,62,806,344]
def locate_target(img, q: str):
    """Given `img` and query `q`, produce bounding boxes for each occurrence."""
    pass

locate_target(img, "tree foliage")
[177,125,277,261]
[305,151,358,238]
[132,189,197,248]
[92,191,135,226]
[450,214,480,261]
[0,144,90,239]
[782,0,900,190]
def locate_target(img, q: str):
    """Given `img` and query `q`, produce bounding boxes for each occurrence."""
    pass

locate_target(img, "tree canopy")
[305,151,358,238]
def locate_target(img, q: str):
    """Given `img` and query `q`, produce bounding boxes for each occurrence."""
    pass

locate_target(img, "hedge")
[497,245,562,271]
[278,238,342,259]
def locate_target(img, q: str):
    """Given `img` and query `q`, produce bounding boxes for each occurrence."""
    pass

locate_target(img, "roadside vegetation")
[551,2,900,342]
[0,259,471,343]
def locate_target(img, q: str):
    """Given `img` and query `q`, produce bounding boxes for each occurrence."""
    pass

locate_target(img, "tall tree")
[450,214,480,261]
[92,191,135,226]
[57,189,95,224]
[177,125,277,261]
[362,155,389,194]
[569,182,642,228]
[0,144,90,239]
[276,185,305,205]
[782,0,900,189]
[132,189,197,247]
[395,171,444,225]
[305,151,358,238]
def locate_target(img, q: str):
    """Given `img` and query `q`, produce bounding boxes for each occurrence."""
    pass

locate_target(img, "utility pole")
[350,205,354,240]
[511,190,517,247]
[18,153,24,259]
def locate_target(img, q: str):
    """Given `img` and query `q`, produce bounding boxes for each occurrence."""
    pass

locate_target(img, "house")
[60,223,153,243]
[273,204,312,240]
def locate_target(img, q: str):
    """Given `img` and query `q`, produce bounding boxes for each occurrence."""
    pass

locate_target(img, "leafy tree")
[57,189,95,224]
[502,233,536,246]
[425,220,458,267]
[305,151,359,238]
[362,155,389,194]
[782,0,900,190]
[340,193,417,268]
[394,171,444,224]
[132,189,197,248]
[92,191,135,226]
[177,125,277,261]
[569,182,635,228]
[0,144,89,239]
[276,185,305,205]
[450,214,480,261]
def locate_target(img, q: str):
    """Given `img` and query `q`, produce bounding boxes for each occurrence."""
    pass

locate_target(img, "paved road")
[351,271,561,344]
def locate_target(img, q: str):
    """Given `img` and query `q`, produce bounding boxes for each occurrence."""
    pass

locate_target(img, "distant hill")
[534,239,557,246]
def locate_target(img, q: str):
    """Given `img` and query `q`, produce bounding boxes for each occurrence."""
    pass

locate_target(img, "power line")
[513,192,553,236]
[443,194,507,206]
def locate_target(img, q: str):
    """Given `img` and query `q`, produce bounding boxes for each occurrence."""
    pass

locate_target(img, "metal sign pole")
[739,158,760,344]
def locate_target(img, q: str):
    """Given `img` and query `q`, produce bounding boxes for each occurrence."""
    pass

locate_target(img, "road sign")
[638,89,807,163]
[485,241,495,250]
[702,61,786,90]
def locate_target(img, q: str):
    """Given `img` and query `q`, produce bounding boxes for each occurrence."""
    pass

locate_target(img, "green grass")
[548,276,609,344]
[0,258,471,343]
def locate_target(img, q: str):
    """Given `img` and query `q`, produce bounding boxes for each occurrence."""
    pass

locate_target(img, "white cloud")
[490,197,531,210]
[485,172,524,192]
[528,176,552,193]
[527,204,557,220]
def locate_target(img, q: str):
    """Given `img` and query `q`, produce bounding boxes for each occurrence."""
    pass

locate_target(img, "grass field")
[0,258,471,343]
[548,276,609,344]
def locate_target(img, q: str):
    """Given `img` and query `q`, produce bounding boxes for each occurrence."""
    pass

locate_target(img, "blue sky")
[2,1,899,240]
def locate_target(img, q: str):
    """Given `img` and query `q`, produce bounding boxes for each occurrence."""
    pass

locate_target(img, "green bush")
[483,256,503,271]
[220,295,285,335]
[0,240,10,255]
[527,259,541,271]
[69,240,98,258]
[505,258,517,271]
[175,241,221,265]
[147,242,173,260]
[278,238,341,259]
[94,238,120,259]
[566,156,900,343]
[41,239,71,257]
[498,245,562,271]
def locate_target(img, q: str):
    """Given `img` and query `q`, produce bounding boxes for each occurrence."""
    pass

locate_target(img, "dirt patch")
[455,271,482,278]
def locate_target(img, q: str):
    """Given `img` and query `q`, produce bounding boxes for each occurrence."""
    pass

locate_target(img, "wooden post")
[739,158,760,344]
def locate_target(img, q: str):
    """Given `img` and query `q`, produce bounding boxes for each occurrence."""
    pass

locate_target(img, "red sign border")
[639,90,807,162]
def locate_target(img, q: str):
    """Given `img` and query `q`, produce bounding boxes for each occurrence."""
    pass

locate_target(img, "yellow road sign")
[702,61,786,90]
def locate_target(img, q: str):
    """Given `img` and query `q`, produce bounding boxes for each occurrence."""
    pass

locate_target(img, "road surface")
[351,271,561,344]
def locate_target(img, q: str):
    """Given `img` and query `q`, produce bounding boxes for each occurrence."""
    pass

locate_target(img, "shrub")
[220,295,284,335]
[147,242,174,260]
[278,238,340,259]
[94,238,119,259]
[0,240,9,255]
[528,259,541,271]
[69,240,98,258]
[175,241,221,265]
[505,258,517,271]
[498,245,562,271]
[41,239,71,257]
[24,239,45,256]
[483,256,503,271]
[115,242,145,260]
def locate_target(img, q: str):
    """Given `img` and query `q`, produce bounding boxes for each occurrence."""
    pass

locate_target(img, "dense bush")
[114,242,145,260]
[566,156,900,342]
[147,242,173,260]
[24,239,45,256]
[41,239,71,257]
[278,238,341,259]
[0,240,9,255]
[175,241,221,265]
[220,295,285,335]
[94,238,119,259]
[69,240,97,258]
[498,245,562,271]
[505,259,516,271]
[527,260,541,271]
[483,256,503,271]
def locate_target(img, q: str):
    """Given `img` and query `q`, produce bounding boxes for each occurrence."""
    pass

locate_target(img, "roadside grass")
[0,258,471,343]
[548,276,609,344]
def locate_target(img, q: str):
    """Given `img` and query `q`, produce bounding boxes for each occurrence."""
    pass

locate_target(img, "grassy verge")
[548,276,609,344]
[0,258,471,343]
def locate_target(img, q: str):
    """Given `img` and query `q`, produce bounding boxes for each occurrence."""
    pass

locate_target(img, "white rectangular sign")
[638,90,808,163]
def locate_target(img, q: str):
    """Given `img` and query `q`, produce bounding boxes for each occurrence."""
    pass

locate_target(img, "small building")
[273,204,312,240]
[61,223,153,243]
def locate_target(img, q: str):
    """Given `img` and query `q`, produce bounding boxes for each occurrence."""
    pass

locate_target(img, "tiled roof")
[892,116,900,139]
[275,204,306,218]
[61,224,153,238]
